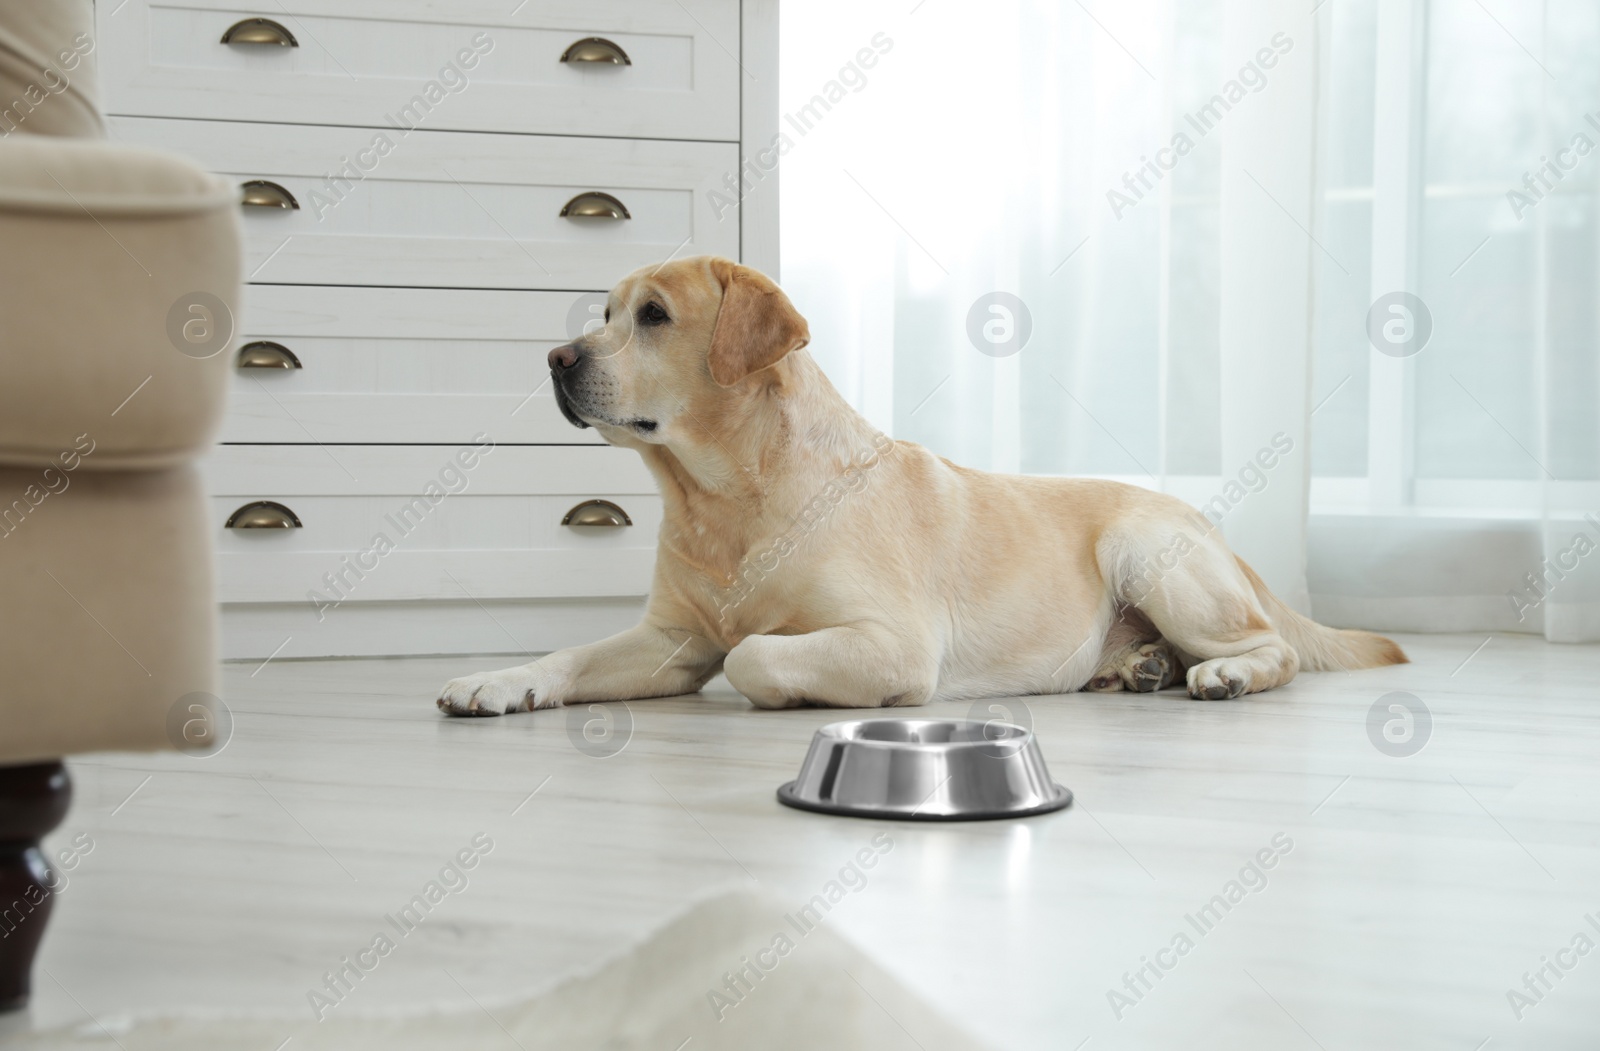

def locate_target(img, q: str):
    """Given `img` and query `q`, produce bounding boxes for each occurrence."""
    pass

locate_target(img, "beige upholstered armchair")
[0,0,239,1009]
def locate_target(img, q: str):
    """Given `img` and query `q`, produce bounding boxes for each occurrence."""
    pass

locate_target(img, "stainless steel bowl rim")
[812,717,1033,751]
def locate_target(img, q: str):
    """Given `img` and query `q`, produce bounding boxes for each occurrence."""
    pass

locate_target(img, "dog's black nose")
[548,344,580,371]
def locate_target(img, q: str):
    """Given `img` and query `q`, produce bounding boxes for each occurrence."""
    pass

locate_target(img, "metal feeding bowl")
[777,718,1072,821]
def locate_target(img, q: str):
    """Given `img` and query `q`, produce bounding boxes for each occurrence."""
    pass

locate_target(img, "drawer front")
[227,287,607,445]
[110,117,741,291]
[98,0,741,142]
[205,445,660,604]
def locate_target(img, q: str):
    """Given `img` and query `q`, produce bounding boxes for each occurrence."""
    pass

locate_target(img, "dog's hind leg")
[1102,520,1299,701]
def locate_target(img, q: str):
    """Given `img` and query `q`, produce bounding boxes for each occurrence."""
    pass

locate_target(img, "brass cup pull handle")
[236,341,302,369]
[241,180,299,210]
[562,499,631,527]
[560,191,630,220]
[221,18,299,47]
[226,501,302,529]
[560,37,631,65]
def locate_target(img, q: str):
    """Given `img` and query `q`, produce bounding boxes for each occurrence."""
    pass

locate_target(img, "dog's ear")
[706,259,810,387]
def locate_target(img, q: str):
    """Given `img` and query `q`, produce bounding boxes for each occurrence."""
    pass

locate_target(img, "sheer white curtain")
[1306,0,1600,641]
[778,0,1600,641]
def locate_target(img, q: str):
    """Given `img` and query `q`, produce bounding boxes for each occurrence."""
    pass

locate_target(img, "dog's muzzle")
[548,343,591,429]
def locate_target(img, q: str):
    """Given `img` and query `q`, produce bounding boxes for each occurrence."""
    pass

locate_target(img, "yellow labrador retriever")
[438,257,1404,715]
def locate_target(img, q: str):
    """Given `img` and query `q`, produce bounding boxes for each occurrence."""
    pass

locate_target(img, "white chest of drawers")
[96,0,779,659]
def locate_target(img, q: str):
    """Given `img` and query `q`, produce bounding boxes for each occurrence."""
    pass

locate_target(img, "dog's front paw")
[437,664,551,717]
[723,637,801,709]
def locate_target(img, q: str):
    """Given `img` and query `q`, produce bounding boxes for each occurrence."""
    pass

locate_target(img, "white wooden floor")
[4,633,1600,1050]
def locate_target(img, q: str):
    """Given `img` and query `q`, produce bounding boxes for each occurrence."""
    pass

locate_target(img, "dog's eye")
[638,302,670,326]
[603,306,610,323]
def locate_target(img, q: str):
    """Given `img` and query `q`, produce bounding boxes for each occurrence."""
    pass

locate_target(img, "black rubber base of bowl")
[775,781,1073,821]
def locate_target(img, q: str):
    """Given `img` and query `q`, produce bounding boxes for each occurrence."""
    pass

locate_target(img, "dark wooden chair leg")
[0,762,70,1012]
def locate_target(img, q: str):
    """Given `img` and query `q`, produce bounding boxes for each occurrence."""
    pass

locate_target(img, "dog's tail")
[1236,557,1408,671]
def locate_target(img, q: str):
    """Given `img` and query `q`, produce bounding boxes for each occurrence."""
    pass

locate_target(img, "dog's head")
[548,256,810,448]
